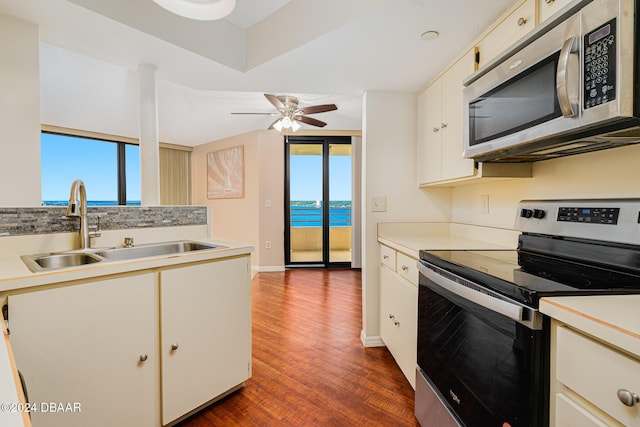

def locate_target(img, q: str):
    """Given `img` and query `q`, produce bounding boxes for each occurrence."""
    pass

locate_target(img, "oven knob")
[533,209,546,219]
[520,209,533,218]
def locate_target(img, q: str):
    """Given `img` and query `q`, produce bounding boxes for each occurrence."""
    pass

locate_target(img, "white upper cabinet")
[476,0,536,68]
[539,0,574,24]
[417,50,476,185]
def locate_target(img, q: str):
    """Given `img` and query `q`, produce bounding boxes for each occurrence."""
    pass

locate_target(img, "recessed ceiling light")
[152,0,236,21]
[420,30,439,41]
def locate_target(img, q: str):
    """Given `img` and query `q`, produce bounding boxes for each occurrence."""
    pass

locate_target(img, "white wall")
[451,143,640,229]
[0,14,41,206]
[361,91,451,346]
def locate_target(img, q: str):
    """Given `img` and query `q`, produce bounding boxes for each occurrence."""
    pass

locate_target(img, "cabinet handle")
[517,17,527,26]
[617,389,640,407]
[389,314,395,320]
[440,122,448,129]
[401,265,409,271]
[393,320,400,327]
[432,127,440,133]
[545,0,554,3]
[383,255,389,260]
[139,354,148,362]
[171,343,179,351]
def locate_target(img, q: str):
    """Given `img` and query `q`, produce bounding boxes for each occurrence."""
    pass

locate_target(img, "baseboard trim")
[253,265,286,273]
[360,330,385,347]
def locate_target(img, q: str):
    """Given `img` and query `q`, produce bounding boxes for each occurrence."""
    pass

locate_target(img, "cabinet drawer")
[380,245,396,270]
[556,326,640,426]
[396,252,418,286]
[556,393,609,427]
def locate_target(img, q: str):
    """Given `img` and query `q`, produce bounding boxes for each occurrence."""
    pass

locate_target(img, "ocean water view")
[42,200,352,227]
[290,201,351,227]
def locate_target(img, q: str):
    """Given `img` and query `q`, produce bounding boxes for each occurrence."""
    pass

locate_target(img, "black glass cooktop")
[420,235,640,308]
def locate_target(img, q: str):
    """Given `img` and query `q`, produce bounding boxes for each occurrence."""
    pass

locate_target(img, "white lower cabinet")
[551,322,640,427]
[8,255,251,427]
[9,273,159,427]
[160,257,251,425]
[379,245,418,389]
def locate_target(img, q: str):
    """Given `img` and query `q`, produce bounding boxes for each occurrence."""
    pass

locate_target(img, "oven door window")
[469,51,562,147]
[417,279,546,427]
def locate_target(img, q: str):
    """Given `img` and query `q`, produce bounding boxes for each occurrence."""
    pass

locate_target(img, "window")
[41,132,140,206]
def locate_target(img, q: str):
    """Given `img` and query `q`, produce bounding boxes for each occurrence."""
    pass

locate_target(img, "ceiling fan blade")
[297,115,327,128]
[264,93,285,110]
[299,104,337,115]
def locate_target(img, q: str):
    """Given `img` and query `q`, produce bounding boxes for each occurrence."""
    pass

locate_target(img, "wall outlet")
[265,240,271,249]
[480,194,490,214]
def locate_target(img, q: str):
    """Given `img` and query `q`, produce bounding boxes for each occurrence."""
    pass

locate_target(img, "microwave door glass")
[469,52,563,146]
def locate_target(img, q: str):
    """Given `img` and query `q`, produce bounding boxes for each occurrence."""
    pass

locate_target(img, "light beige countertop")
[0,238,253,293]
[540,295,640,358]
[377,222,519,258]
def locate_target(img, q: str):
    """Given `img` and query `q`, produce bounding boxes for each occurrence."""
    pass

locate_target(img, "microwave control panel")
[583,18,616,109]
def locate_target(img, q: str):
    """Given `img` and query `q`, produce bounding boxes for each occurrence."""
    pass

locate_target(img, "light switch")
[372,196,387,212]
[265,199,272,208]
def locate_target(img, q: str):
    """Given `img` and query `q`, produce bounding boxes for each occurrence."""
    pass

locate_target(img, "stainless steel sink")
[95,241,223,261]
[22,252,104,272]
[21,240,225,272]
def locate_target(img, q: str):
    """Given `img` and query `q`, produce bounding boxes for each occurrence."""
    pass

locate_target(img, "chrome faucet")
[65,179,98,249]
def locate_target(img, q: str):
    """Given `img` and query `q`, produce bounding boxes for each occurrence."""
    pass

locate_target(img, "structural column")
[138,63,161,205]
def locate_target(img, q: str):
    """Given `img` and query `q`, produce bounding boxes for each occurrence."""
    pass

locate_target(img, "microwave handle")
[556,36,579,118]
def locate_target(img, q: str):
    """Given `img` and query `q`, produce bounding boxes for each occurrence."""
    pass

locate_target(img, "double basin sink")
[21,240,225,273]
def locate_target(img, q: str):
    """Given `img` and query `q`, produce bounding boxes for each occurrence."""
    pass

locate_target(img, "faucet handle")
[89,215,102,238]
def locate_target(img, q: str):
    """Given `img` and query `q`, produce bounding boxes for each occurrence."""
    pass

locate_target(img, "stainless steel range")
[415,199,640,427]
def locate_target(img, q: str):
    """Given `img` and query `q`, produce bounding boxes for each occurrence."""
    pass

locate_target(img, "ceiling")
[0,0,518,147]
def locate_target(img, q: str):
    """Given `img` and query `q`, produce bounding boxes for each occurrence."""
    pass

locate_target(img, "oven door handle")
[419,263,524,323]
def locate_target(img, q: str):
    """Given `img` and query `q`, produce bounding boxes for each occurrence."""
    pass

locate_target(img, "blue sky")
[41,133,140,201]
[290,154,352,201]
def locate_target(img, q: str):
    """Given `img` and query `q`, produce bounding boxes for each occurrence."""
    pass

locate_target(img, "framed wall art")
[207,145,244,199]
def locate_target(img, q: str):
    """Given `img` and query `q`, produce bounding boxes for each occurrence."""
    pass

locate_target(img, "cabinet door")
[379,263,418,389]
[417,79,442,184]
[379,264,398,352]
[539,0,573,23]
[476,0,536,68]
[161,256,251,425]
[9,274,159,427]
[440,49,476,181]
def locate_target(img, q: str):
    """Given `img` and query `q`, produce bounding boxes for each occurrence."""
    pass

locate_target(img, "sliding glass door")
[285,136,352,267]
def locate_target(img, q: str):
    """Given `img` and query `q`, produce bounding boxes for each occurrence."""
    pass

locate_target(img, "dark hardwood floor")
[178,269,418,426]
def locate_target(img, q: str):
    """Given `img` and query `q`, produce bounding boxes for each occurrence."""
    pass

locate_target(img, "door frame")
[284,135,352,268]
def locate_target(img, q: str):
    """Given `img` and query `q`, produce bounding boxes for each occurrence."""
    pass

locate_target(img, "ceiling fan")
[231,94,337,132]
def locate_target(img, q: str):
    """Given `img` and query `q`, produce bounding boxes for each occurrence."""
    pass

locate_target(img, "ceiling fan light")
[291,120,301,132]
[152,0,236,21]
[273,119,284,132]
[281,116,293,129]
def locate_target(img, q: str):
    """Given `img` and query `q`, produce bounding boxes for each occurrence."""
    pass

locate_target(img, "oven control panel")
[515,199,640,245]
[557,207,619,225]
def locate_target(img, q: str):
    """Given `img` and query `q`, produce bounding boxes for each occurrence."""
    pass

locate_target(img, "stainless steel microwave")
[463,0,640,162]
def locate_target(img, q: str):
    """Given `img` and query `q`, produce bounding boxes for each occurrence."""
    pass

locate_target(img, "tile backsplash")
[0,206,208,237]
